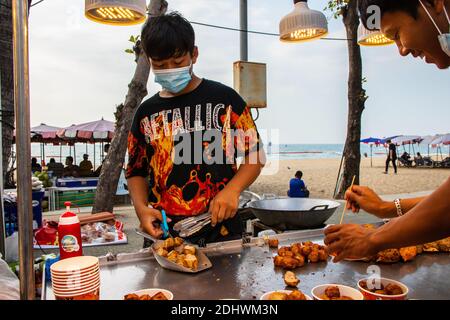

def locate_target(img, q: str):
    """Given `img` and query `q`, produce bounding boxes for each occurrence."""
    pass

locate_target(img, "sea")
[24,143,448,166]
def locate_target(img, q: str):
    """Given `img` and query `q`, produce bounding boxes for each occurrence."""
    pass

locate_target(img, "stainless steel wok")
[247,198,341,230]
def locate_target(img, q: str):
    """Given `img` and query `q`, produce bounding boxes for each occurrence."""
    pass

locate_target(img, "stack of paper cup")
[50,256,100,300]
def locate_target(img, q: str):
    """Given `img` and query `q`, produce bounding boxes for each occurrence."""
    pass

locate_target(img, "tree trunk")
[0,0,16,188]
[92,0,168,213]
[335,0,367,199]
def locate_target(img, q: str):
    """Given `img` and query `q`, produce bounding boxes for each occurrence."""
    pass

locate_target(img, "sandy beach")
[248,156,449,199]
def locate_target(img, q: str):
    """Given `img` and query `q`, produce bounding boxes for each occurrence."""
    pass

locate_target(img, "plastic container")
[57,202,83,260]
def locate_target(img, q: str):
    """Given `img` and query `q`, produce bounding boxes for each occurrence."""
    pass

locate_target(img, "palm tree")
[327,0,368,198]
[92,0,168,213]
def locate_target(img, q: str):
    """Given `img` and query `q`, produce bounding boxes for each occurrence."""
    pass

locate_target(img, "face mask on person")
[152,63,193,94]
[419,0,450,57]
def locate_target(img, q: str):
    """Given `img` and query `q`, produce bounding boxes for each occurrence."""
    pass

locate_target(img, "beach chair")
[414,157,425,167]
[398,157,414,167]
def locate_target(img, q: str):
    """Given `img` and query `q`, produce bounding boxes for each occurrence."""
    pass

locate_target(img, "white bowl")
[311,284,364,300]
[124,288,173,300]
[260,290,312,300]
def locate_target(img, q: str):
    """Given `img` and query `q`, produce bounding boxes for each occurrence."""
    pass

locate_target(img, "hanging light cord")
[190,21,352,41]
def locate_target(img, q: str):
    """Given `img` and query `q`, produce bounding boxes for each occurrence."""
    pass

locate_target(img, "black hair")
[50,158,56,163]
[358,0,420,29]
[66,156,74,162]
[32,157,37,163]
[386,139,392,143]
[295,171,303,179]
[141,12,195,60]
[104,144,110,153]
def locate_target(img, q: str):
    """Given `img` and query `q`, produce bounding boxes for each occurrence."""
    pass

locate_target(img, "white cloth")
[0,256,20,300]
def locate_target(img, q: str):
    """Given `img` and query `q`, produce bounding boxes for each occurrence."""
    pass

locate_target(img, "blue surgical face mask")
[419,0,450,57]
[152,63,192,94]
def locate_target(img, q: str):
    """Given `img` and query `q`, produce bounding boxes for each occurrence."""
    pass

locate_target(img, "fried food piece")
[278,247,292,257]
[163,237,175,251]
[184,254,198,270]
[156,247,168,257]
[318,250,328,262]
[151,292,168,300]
[139,294,152,300]
[183,245,196,255]
[284,271,300,287]
[274,255,284,267]
[312,244,321,251]
[301,245,312,257]
[293,254,305,267]
[325,286,341,299]
[437,237,450,252]
[287,290,307,300]
[399,246,417,262]
[291,243,303,255]
[308,250,320,263]
[268,239,279,248]
[376,249,401,263]
[167,250,178,263]
[280,257,300,270]
[174,237,184,247]
[319,294,330,300]
[416,245,423,254]
[375,290,387,295]
[302,241,313,247]
[385,283,403,295]
[423,242,439,252]
[123,293,140,300]
[268,292,288,300]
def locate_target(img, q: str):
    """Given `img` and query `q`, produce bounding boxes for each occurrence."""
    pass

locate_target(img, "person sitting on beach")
[287,171,309,198]
[47,158,64,178]
[415,152,425,166]
[31,157,42,173]
[63,156,80,178]
[79,154,93,177]
[400,152,413,166]
[93,144,110,177]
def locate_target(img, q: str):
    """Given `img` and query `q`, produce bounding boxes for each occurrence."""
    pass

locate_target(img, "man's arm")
[209,149,265,226]
[370,177,450,250]
[127,176,168,238]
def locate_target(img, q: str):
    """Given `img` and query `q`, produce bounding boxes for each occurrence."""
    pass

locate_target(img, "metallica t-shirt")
[126,79,262,217]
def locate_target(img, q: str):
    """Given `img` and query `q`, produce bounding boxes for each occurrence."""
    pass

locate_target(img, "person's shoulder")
[136,92,162,114]
[202,79,242,97]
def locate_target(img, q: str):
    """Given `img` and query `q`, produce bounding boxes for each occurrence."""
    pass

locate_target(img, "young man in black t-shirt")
[126,13,265,245]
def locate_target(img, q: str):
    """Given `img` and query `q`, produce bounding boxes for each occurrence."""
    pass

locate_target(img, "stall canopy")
[430,133,450,146]
[391,135,422,145]
[58,118,115,142]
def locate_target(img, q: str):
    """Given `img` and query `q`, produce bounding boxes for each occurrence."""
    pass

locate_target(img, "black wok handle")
[310,205,329,211]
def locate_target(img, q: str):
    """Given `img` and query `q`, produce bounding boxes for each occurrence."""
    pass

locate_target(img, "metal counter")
[44,228,450,300]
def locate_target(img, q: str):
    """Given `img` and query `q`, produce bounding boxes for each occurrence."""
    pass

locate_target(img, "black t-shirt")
[388,143,397,159]
[126,79,262,217]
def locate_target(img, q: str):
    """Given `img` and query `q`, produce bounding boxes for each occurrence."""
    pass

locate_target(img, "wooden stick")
[339,175,356,224]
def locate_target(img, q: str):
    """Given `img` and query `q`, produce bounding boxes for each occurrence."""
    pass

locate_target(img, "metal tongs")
[173,213,211,238]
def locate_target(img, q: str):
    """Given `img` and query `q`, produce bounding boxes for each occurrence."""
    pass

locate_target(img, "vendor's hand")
[139,207,171,239]
[324,224,379,263]
[345,185,388,218]
[209,188,240,227]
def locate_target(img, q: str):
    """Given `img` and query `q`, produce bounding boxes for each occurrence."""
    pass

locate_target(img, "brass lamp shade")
[358,24,394,46]
[85,0,147,26]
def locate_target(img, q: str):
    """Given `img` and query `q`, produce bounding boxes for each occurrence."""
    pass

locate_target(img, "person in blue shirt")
[287,171,309,198]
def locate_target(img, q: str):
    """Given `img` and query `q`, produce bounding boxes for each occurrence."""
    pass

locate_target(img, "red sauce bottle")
[58,201,83,260]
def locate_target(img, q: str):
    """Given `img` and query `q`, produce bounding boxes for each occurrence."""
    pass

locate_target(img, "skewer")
[339,175,356,225]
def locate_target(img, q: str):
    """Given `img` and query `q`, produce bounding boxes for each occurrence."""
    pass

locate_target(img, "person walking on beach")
[324,0,450,262]
[384,139,397,174]
[287,171,309,198]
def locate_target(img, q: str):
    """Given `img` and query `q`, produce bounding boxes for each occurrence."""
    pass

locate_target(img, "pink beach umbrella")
[30,123,62,139]
[58,118,115,141]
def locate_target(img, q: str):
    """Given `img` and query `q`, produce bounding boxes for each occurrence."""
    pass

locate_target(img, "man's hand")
[139,207,171,239]
[345,185,390,218]
[209,188,240,227]
[324,224,379,263]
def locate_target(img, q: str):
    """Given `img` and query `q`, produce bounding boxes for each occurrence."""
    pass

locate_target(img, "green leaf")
[125,49,134,54]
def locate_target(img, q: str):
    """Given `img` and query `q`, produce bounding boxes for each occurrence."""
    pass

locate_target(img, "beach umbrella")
[30,123,62,139]
[59,118,115,141]
[420,135,441,157]
[391,135,422,146]
[360,137,383,167]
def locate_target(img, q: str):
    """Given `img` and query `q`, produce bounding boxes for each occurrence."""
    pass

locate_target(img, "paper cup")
[51,256,99,273]
[51,263,99,276]
[54,287,100,300]
[311,284,364,300]
[53,277,100,293]
[52,272,99,286]
[357,278,408,300]
[123,289,173,300]
[51,266,99,280]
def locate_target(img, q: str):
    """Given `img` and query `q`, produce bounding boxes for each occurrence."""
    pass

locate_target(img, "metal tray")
[136,229,213,273]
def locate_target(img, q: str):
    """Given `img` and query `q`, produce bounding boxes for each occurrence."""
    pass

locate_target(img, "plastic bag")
[5,232,19,263]
[0,256,20,300]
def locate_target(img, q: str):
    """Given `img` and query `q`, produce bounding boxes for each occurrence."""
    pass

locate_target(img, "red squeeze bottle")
[58,201,83,260]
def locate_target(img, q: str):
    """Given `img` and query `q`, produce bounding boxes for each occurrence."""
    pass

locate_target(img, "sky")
[27,0,450,144]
